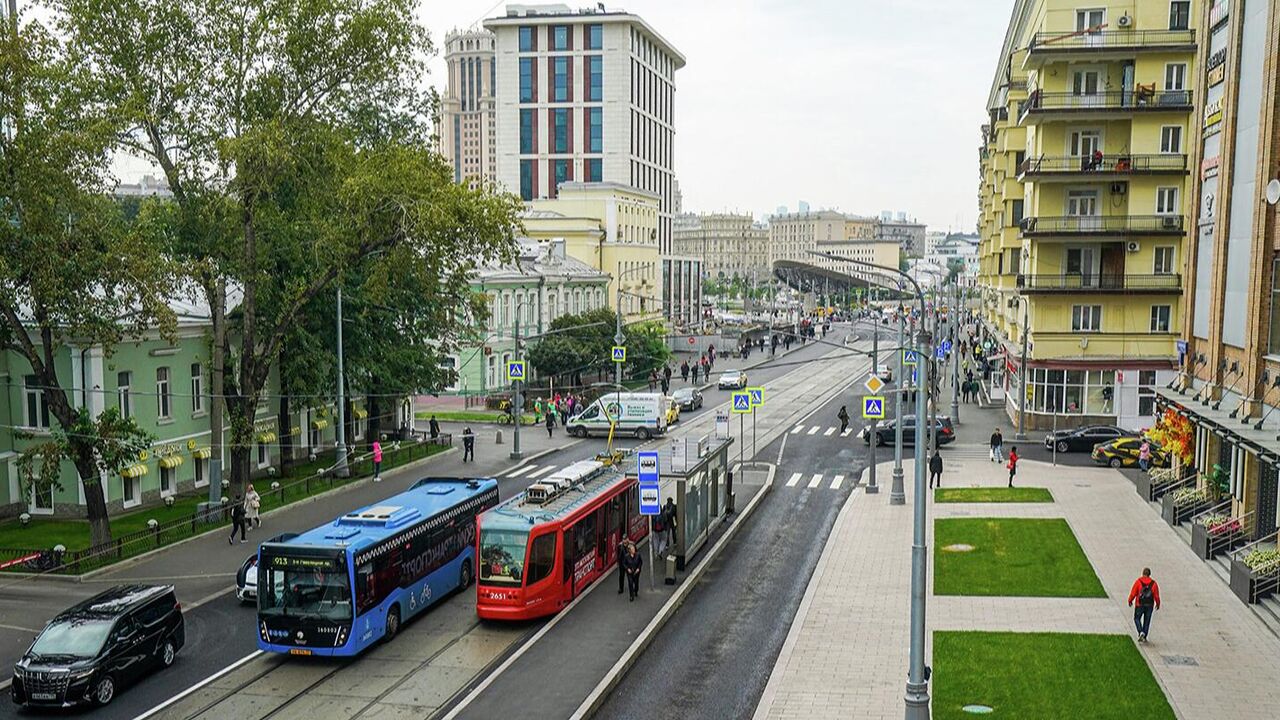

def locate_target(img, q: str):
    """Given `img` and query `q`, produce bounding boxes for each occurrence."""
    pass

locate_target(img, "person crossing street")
[837,405,850,434]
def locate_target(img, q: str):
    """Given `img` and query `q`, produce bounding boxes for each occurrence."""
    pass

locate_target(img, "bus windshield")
[258,550,353,622]
[479,528,527,585]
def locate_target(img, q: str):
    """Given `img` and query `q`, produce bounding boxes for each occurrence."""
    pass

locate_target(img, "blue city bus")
[256,477,499,656]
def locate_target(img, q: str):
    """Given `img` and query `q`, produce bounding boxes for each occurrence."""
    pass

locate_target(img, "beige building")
[672,213,769,281]
[845,215,878,242]
[768,210,848,266]
[813,238,902,283]
[439,29,497,188]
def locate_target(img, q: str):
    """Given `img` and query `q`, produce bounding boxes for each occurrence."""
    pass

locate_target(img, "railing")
[1232,530,1280,602]
[1016,273,1181,292]
[1020,214,1185,235]
[1020,89,1194,119]
[1027,28,1196,52]
[1018,153,1187,176]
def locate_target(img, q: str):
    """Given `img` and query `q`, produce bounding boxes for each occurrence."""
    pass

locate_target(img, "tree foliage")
[527,308,670,386]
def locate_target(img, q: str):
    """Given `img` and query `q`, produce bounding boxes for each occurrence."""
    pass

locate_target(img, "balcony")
[1020,215,1185,237]
[1018,89,1193,123]
[1025,29,1196,67]
[1015,273,1182,294]
[1018,154,1188,181]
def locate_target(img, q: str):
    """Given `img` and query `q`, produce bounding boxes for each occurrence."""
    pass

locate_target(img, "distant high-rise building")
[439,29,498,189]
[797,201,811,214]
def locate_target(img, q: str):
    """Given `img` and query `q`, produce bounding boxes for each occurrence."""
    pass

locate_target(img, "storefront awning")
[354,409,369,420]
[120,463,148,478]
[257,431,278,444]
[159,454,184,469]
[191,447,212,460]
[311,419,329,431]
[289,425,301,437]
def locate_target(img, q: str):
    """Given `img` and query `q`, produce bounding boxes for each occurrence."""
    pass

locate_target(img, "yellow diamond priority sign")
[863,374,884,395]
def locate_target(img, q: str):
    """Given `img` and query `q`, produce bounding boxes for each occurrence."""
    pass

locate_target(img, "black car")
[13,585,184,708]
[860,415,956,447]
[1043,425,1134,453]
[672,387,703,411]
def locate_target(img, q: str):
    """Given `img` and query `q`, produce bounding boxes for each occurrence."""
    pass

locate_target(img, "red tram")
[475,460,647,620]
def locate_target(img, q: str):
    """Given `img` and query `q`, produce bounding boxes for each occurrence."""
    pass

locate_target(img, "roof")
[62,584,171,619]
[474,238,610,284]
[481,461,628,532]
[485,5,685,68]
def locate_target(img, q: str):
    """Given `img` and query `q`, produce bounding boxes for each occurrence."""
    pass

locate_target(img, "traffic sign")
[910,367,918,385]
[732,392,752,413]
[864,374,884,394]
[902,349,919,366]
[747,387,764,407]
[941,339,953,352]
[506,361,525,382]
[1176,339,1188,354]
[936,346,946,359]
[612,346,626,363]
[862,396,885,419]
[637,450,660,515]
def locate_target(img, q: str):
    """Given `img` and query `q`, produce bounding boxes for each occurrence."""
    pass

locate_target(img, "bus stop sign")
[637,451,660,515]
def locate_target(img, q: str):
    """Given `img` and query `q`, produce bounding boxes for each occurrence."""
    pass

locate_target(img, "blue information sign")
[936,346,946,359]
[1176,339,1188,355]
[637,451,660,516]
[941,340,953,353]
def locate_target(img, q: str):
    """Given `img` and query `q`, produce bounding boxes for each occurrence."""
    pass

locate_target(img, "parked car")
[876,363,893,383]
[236,532,300,603]
[672,387,704,411]
[1091,437,1169,469]
[860,416,955,447]
[717,369,748,390]
[1044,425,1133,453]
[13,585,184,708]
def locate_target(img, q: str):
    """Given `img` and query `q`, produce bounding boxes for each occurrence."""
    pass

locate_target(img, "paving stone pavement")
[754,454,1280,720]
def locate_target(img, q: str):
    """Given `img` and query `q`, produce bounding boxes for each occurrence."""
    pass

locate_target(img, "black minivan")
[12,585,184,708]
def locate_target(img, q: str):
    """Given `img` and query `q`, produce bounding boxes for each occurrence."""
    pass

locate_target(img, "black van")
[12,585,184,708]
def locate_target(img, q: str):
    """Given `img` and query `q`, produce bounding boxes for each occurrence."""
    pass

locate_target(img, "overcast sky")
[426,0,1013,232]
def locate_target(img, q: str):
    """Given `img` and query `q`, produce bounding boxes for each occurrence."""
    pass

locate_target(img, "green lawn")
[933,631,1175,720]
[414,410,535,425]
[935,487,1054,503]
[934,518,1105,597]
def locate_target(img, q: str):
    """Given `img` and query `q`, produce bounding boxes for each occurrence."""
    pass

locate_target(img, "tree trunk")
[368,391,382,445]
[74,450,112,550]
[208,278,227,504]
[278,392,293,473]
[226,393,254,501]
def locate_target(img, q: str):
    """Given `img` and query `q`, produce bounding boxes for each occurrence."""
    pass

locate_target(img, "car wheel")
[384,605,401,642]
[1109,457,1123,469]
[94,675,116,706]
[459,557,473,589]
[1056,441,1069,453]
[635,427,651,440]
[160,638,177,668]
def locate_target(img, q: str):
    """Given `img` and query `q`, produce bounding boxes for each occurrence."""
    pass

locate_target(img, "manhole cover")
[943,544,975,552]
[1162,655,1199,666]
[962,705,994,714]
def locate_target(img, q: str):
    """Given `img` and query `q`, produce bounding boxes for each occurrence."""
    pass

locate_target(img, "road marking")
[831,474,845,489]
[791,425,804,434]
[786,472,802,487]
[823,427,835,436]
[132,650,264,720]
[526,465,556,478]
[840,429,852,437]
[806,426,819,435]
[505,464,537,478]
[807,473,822,488]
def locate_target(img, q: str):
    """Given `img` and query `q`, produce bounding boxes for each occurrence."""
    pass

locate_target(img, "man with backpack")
[1127,568,1161,642]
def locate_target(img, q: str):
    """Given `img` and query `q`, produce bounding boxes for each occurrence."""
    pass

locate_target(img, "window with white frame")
[160,466,175,496]
[117,371,132,419]
[23,375,50,429]
[1156,187,1179,215]
[29,482,53,513]
[1072,304,1102,332]
[156,367,171,419]
[1153,246,1176,274]
[1160,126,1182,154]
[1150,305,1171,332]
[194,457,207,487]
[1138,370,1158,417]
[1164,63,1186,91]
[122,475,140,508]
[190,363,204,414]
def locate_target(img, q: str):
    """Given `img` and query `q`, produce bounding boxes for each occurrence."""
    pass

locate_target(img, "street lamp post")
[950,283,961,425]
[511,304,526,461]
[334,285,350,478]
[890,310,907,505]
[867,317,879,494]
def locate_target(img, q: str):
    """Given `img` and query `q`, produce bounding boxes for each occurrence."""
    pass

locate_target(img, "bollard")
[495,429,504,445]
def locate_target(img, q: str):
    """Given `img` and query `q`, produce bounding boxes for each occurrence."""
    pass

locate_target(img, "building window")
[520,159,534,201]
[553,108,569,152]
[1009,248,1021,276]
[156,367,171,419]
[1160,126,1182,154]
[1138,370,1159,416]
[1156,187,1179,215]
[519,58,534,103]
[519,109,535,154]
[1269,257,1280,355]
[587,55,603,101]
[551,25,569,50]
[1164,63,1186,91]
[518,26,535,51]
[1169,1,1191,30]
[194,458,207,488]
[160,466,175,496]
[1150,305,1171,332]
[122,474,140,508]
[553,57,569,102]
[1010,199,1024,227]
[586,158,603,182]
[587,23,602,49]
[553,160,570,195]
[30,483,53,513]
[23,375,50,429]
[1153,246,1175,274]
[1071,304,1102,332]
[190,363,203,414]
[257,442,269,468]
[117,371,132,420]
[588,107,602,152]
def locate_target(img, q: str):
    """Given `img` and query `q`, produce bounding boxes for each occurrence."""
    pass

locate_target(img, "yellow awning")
[257,432,278,444]
[311,419,329,430]
[191,447,212,460]
[159,455,184,469]
[290,425,301,437]
[121,463,148,478]
[354,409,369,420]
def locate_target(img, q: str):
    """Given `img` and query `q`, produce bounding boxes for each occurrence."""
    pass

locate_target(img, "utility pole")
[207,278,226,507]
[906,305,932,720]
[334,285,350,477]
[511,306,524,460]
[950,283,960,424]
[867,318,879,494]
[614,283,625,388]
[889,310,906,505]
[1017,296,1029,440]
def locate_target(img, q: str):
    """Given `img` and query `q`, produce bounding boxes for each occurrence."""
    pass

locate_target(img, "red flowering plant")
[1146,409,1193,466]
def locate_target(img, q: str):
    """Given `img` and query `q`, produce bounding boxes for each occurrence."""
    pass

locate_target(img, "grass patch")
[934,518,1105,597]
[933,631,1175,720]
[414,410,535,425]
[935,487,1054,503]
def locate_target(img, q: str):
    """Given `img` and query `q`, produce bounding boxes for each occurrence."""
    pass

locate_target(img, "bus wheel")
[384,605,401,642]
[635,427,651,440]
[460,558,473,589]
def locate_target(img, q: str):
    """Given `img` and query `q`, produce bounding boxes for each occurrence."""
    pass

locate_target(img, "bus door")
[604,496,623,569]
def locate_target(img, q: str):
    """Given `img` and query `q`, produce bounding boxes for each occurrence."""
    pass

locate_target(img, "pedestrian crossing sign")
[902,349,919,366]
[506,361,525,382]
[612,346,626,363]
[862,396,885,419]
[748,387,764,407]
[935,346,946,359]
[732,392,752,413]
[863,374,884,394]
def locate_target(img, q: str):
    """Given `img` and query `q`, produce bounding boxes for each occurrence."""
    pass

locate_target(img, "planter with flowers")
[1190,511,1245,559]
[1230,547,1280,604]
[1136,466,1182,502]
[1161,485,1214,526]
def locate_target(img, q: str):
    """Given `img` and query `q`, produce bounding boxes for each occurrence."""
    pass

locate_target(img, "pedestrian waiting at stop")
[661,497,678,554]
[617,538,630,595]
[372,439,383,482]
[462,427,475,462]
[929,450,943,489]
[1127,567,1161,642]
[621,541,643,601]
[837,405,850,434]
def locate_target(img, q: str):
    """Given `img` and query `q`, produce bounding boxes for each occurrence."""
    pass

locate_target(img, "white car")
[876,363,893,382]
[236,532,298,603]
[718,369,747,389]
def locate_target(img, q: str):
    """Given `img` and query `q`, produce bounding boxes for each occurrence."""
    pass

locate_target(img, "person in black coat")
[929,450,944,489]
[429,415,441,440]
[228,497,247,544]
[620,541,643,601]
[617,538,629,594]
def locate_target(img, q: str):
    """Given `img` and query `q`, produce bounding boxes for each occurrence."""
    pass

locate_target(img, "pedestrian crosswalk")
[505,461,856,492]
[792,424,862,437]
[784,471,851,491]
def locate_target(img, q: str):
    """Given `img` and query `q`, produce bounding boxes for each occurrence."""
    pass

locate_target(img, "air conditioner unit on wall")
[1161,216,1181,229]
[1126,241,1140,253]
[1117,13,1134,28]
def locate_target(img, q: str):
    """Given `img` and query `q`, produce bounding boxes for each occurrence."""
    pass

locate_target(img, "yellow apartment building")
[979,0,1198,431]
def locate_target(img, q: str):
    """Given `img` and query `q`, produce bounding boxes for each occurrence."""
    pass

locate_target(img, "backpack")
[1137,579,1155,607]
[653,515,666,533]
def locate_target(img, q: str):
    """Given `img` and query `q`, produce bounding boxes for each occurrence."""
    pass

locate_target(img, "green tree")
[56,0,520,495]
[0,16,177,547]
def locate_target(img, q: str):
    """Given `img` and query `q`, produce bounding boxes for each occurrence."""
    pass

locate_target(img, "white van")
[566,392,669,440]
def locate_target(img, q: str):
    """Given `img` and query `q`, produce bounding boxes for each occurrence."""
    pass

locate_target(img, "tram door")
[605,496,623,570]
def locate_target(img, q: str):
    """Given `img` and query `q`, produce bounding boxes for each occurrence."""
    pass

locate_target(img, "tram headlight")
[335,625,348,647]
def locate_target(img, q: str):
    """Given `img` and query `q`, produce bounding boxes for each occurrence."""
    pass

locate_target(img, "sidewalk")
[754,454,1280,719]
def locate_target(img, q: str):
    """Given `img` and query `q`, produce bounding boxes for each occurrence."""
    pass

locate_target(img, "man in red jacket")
[1127,567,1161,642]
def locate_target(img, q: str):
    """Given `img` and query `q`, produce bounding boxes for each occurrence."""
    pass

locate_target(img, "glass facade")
[519,58,534,103]
[588,107,602,152]
[518,26,534,51]
[553,57,569,102]
[586,158,602,182]
[519,160,534,201]
[553,160,570,195]
[552,25,569,50]
[587,56,603,101]
[553,108,569,153]
[1026,368,1115,415]
[587,24,602,50]
[519,109,535,154]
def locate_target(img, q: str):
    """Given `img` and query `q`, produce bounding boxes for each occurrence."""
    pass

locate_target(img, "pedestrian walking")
[990,428,1004,463]
[617,538,630,594]
[1006,446,1019,487]
[429,415,440,441]
[690,363,699,384]
[837,405,850,434]
[462,427,475,462]
[372,439,383,481]
[1127,568,1161,642]
[681,361,690,382]
[228,496,247,544]
[245,484,262,529]
[648,371,657,392]
[661,377,670,394]
[662,497,678,553]
[1139,439,1152,472]
[546,411,556,438]
[621,541,643,601]
[929,450,943,489]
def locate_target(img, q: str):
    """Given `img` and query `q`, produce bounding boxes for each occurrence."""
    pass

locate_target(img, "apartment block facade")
[440,29,498,188]
[672,213,770,281]
[978,0,1198,430]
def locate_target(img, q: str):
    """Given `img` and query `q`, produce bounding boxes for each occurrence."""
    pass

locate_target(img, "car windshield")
[479,528,527,585]
[31,617,113,659]
[258,551,352,621]
[674,389,693,399]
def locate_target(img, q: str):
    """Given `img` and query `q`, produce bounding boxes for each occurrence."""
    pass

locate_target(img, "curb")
[571,462,777,719]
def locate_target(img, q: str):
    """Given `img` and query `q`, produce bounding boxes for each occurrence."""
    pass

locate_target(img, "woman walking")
[244,484,262,530]
[1007,446,1019,487]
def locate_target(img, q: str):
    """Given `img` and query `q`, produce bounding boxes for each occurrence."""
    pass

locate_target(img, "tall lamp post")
[334,285,350,478]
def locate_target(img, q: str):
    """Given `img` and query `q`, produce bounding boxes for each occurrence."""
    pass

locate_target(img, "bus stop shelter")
[645,435,734,571]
